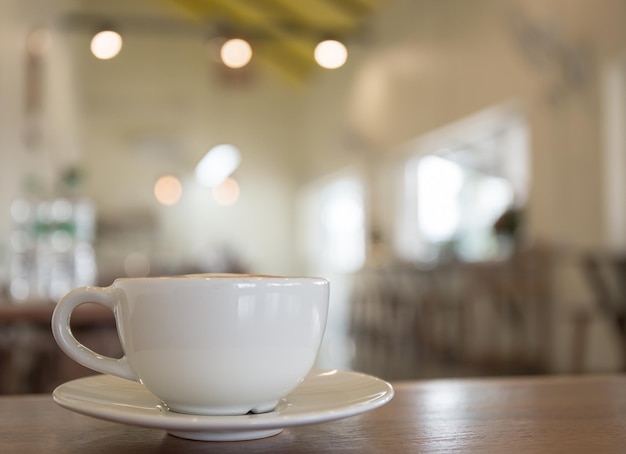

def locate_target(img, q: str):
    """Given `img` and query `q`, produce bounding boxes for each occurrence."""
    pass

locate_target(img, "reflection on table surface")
[2,373,626,452]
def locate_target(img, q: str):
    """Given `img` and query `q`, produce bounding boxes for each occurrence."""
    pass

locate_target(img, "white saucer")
[52,369,394,441]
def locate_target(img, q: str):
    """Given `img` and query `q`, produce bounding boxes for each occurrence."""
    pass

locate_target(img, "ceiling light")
[314,40,348,69]
[90,30,122,60]
[220,38,252,69]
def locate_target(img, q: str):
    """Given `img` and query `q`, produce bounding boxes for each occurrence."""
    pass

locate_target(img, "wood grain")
[2,374,626,453]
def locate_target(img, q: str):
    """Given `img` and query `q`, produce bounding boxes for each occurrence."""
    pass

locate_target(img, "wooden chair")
[574,252,626,371]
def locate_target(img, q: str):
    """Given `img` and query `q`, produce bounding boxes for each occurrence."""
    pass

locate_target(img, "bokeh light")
[154,175,183,206]
[220,38,252,68]
[314,40,348,69]
[90,30,123,60]
[212,177,240,206]
[195,144,241,188]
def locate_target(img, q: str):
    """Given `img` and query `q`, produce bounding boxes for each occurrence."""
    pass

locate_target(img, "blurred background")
[2,0,626,393]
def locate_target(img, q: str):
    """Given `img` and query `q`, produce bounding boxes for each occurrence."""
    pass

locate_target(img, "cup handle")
[51,286,137,381]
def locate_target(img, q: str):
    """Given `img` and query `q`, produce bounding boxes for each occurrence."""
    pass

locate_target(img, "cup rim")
[112,273,328,285]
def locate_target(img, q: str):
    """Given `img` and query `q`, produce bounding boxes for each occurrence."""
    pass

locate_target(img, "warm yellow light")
[212,178,240,206]
[154,175,182,206]
[90,30,122,60]
[220,38,252,68]
[314,40,348,69]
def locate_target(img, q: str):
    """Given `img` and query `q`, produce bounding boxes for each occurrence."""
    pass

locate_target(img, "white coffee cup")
[51,274,329,416]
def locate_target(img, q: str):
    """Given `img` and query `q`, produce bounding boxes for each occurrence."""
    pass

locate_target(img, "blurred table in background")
[0,300,119,394]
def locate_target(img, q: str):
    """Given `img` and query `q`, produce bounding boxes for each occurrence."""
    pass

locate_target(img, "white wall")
[2,1,626,349]
[300,0,626,253]
[0,0,82,285]
[2,0,626,376]
[1,0,310,278]
[5,0,626,278]
[296,0,626,372]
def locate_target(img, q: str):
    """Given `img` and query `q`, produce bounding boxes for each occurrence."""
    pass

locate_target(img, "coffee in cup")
[51,274,329,416]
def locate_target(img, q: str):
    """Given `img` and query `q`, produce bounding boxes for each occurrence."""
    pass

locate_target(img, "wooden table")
[2,373,626,452]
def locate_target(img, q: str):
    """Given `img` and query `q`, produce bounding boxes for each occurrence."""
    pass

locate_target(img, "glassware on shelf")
[8,196,97,303]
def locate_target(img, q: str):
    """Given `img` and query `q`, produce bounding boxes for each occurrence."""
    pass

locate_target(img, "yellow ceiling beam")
[199,0,318,77]
[164,0,385,84]
[167,0,318,84]
[173,0,313,57]
[163,0,218,22]
[347,0,386,10]
[254,43,316,87]
[269,0,360,32]
[196,0,274,27]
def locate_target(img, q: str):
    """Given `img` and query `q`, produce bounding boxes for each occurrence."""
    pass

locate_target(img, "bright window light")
[195,144,241,188]
[320,178,365,272]
[314,40,348,69]
[395,106,529,263]
[323,194,363,233]
[90,30,122,60]
[220,38,252,68]
[417,156,464,242]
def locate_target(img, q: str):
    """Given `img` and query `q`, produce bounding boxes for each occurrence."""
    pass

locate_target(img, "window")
[300,171,366,273]
[396,104,529,263]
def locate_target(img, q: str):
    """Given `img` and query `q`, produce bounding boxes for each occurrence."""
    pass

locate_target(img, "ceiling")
[58,0,386,85]
[163,0,387,84]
